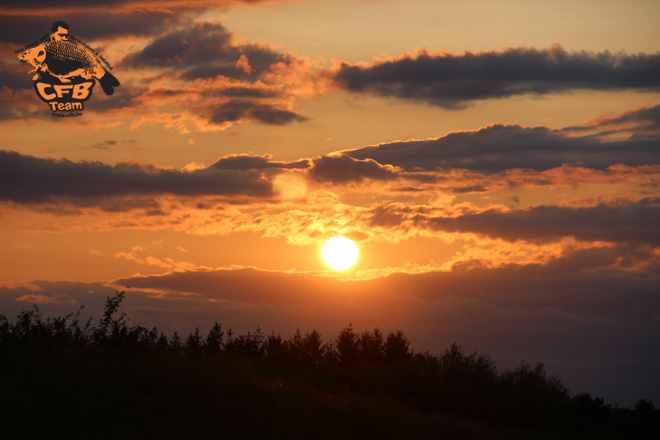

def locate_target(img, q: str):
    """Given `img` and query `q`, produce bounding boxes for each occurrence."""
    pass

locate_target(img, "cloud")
[103,245,659,320]
[423,198,660,245]
[0,86,45,121]
[91,140,118,150]
[0,10,179,44]
[0,0,290,17]
[204,100,308,125]
[209,154,309,171]
[218,87,281,98]
[4,245,657,324]
[565,103,660,138]
[0,61,32,91]
[115,23,311,128]
[342,123,660,174]
[308,155,399,183]
[121,22,295,82]
[0,150,288,203]
[3,101,659,248]
[332,45,660,108]
[114,267,330,305]
[16,293,77,304]
[90,80,309,132]
[0,150,402,208]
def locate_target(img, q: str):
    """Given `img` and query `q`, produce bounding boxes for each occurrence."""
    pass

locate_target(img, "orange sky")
[1,0,660,406]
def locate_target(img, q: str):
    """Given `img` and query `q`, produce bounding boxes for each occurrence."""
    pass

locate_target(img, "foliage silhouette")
[1,291,659,439]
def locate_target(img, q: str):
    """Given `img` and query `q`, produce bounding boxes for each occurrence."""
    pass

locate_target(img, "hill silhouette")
[1,291,658,439]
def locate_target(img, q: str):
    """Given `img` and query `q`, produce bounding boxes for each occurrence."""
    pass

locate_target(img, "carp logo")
[17,21,120,116]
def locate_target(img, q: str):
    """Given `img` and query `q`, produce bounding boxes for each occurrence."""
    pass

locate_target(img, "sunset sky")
[1,0,659,406]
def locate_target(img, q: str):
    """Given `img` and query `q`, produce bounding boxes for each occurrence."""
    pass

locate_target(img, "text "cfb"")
[35,81,94,100]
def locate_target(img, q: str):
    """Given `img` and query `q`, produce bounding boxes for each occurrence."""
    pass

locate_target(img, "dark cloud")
[110,245,659,320]
[121,22,293,82]
[452,185,489,194]
[219,87,280,98]
[246,105,307,126]
[122,22,231,67]
[391,186,426,192]
[115,268,326,305]
[367,205,407,228]
[308,155,399,183]
[91,140,118,150]
[96,196,162,213]
[0,150,283,203]
[209,154,309,171]
[0,150,404,208]
[0,0,269,14]
[204,100,307,125]
[344,124,660,174]
[0,63,32,90]
[0,11,179,44]
[333,45,660,108]
[564,103,660,138]
[424,198,660,245]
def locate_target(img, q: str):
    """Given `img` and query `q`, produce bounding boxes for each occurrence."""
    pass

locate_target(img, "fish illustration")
[18,40,120,95]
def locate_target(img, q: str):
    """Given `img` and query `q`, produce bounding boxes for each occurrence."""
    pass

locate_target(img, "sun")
[321,236,359,270]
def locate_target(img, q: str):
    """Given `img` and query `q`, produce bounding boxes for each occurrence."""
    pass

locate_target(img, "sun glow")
[321,236,359,270]
[272,172,308,199]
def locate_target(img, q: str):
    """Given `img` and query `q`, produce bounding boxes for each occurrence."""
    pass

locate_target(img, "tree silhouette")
[335,324,359,366]
[384,330,411,362]
[205,321,224,356]
[1,291,658,439]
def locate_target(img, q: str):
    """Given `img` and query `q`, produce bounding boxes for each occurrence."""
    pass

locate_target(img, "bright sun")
[321,236,359,270]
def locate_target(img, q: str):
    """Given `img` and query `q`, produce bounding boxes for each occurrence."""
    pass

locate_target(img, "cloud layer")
[2,103,659,250]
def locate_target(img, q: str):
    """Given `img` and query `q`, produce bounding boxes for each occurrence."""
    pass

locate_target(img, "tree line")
[1,291,658,439]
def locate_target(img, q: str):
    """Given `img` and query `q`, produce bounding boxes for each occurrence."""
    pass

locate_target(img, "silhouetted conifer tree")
[185,327,204,357]
[205,321,224,356]
[335,324,359,366]
[384,330,411,362]
[358,328,384,364]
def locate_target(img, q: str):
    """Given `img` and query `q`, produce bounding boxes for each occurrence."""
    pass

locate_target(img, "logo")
[16,21,120,117]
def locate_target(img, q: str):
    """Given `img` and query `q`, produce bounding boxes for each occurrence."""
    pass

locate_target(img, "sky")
[1,0,659,406]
